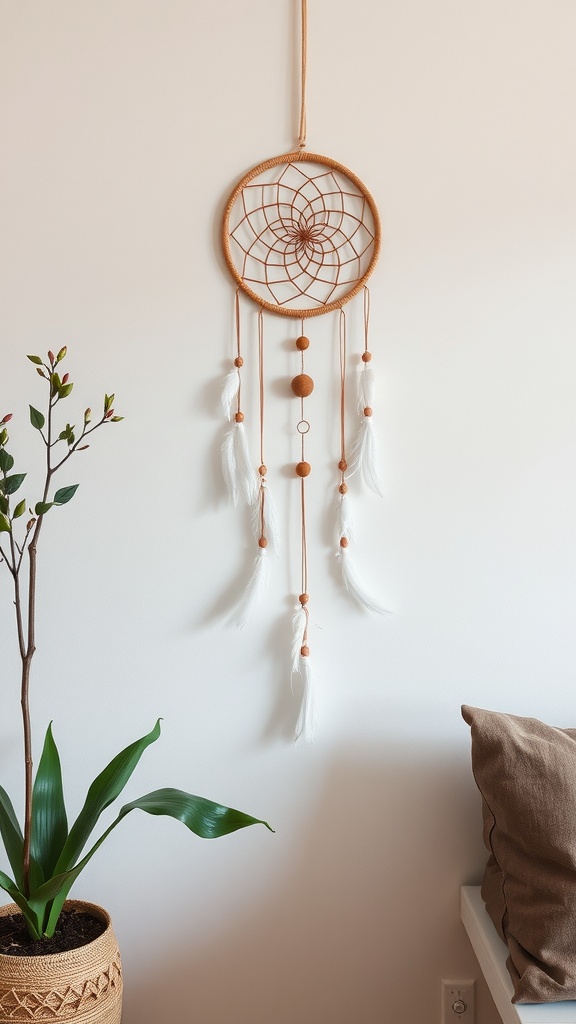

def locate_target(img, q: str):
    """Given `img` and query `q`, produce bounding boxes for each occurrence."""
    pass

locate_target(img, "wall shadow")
[119,743,494,1024]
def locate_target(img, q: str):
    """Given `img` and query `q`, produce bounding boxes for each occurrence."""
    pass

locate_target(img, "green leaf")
[0,512,11,533]
[0,494,8,514]
[54,484,79,505]
[117,788,274,838]
[58,383,74,399]
[0,449,14,472]
[53,720,163,875]
[31,725,68,880]
[13,499,26,519]
[29,405,45,430]
[0,870,42,939]
[34,502,54,516]
[26,355,43,366]
[0,785,24,889]
[0,429,7,446]
[2,473,26,495]
[39,785,272,937]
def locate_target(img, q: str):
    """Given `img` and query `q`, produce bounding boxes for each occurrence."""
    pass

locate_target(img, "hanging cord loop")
[298,0,307,149]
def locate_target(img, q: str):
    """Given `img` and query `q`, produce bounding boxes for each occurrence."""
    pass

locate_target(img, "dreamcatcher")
[220,0,389,740]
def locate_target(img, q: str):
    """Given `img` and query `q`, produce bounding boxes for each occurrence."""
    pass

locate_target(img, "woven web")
[227,160,377,312]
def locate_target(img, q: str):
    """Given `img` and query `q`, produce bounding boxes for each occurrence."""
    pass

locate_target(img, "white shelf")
[461,887,576,1024]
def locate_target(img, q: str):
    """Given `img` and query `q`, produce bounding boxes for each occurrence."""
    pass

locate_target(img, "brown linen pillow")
[462,704,576,1004]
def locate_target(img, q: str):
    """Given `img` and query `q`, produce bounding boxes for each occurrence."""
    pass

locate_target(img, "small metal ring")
[297,419,311,435]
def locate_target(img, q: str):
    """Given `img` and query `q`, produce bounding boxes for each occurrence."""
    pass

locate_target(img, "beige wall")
[1,2,575,1022]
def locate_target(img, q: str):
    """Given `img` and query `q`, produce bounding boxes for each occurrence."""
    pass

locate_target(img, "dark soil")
[0,908,106,956]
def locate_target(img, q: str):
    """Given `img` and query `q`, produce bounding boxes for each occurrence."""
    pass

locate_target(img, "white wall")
[1,2,575,1022]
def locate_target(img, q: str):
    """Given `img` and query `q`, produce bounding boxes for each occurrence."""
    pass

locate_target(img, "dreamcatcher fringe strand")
[251,482,280,554]
[337,544,390,615]
[221,368,240,422]
[348,417,383,497]
[295,654,317,743]
[234,547,271,628]
[291,606,317,743]
[221,421,258,507]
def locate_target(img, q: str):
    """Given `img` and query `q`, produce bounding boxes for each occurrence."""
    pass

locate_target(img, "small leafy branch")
[0,351,272,941]
[0,348,123,908]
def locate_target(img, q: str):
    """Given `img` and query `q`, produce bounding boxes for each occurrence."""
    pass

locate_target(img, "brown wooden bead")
[361,351,372,363]
[258,464,267,476]
[338,459,347,472]
[299,593,309,605]
[339,483,348,494]
[291,373,314,397]
[300,645,310,657]
[363,407,373,417]
[234,356,244,367]
[296,461,311,477]
[340,536,349,547]
[234,411,245,422]
[258,537,268,548]
[296,335,310,351]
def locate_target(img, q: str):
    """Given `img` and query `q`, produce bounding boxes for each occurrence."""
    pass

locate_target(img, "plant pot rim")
[0,899,112,962]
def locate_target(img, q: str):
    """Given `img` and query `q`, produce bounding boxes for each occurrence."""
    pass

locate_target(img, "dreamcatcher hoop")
[222,149,381,318]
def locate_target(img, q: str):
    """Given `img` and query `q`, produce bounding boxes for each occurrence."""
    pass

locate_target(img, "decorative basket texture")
[0,901,122,1024]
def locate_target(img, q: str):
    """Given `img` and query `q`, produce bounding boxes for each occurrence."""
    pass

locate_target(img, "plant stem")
[21,386,54,897]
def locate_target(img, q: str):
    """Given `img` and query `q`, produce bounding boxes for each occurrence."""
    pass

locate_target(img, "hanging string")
[336,295,389,615]
[221,289,257,508]
[363,285,371,357]
[339,308,347,492]
[292,324,315,740]
[298,0,307,149]
[258,308,266,540]
[235,288,243,415]
[233,307,277,628]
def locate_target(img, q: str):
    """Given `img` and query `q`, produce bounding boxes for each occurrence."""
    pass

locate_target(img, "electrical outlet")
[442,980,475,1024]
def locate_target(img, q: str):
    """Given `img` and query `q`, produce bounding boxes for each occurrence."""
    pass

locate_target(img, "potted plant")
[0,349,272,1023]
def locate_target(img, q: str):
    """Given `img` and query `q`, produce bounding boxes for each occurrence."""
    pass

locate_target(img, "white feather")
[221,425,239,506]
[221,369,240,422]
[233,547,270,628]
[337,545,390,615]
[251,482,281,554]
[337,491,355,545]
[291,605,307,676]
[357,364,376,411]
[348,416,383,497]
[295,653,317,743]
[234,421,258,505]
[262,483,281,554]
[221,421,258,506]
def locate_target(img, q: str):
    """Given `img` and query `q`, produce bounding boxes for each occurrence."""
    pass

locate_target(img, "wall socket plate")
[442,979,475,1024]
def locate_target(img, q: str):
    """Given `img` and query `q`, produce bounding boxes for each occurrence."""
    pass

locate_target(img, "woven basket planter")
[0,901,122,1024]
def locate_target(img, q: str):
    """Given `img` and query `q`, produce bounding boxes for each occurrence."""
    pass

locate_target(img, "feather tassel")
[337,491,355,545]
[294,653,317,743]
[348,416,383,497]
[291,605,317,742]
[251,482,281,554]
[221,421,258,507]
[357,364,376,411]
[234,546,270,628]
[221,368,240,422]
[291,605,307,675]
[337,544,390,615]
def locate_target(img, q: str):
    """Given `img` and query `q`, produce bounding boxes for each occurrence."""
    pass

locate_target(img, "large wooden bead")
[291,373,314,398]
[296,461,311,477]
[296,335,310,351]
